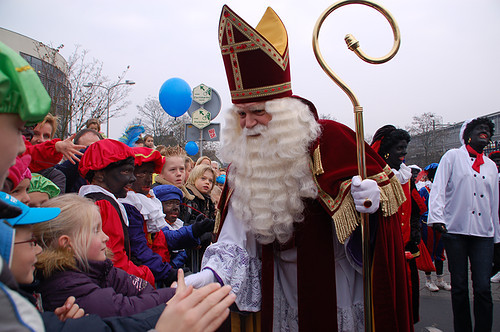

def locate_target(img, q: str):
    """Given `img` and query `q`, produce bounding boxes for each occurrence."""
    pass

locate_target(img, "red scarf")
[466,144,484,173]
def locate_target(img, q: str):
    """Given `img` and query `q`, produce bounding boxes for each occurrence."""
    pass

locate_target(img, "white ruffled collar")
[119,190,167,233]
[392,163,412,185]
[79,185,130,226]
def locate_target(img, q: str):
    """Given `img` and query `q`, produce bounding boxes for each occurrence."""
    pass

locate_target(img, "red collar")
[466,144,484,173]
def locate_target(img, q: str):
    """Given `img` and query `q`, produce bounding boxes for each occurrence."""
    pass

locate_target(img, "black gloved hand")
[433,223,448,234]
[162,268,178,287]
[191,214,215,238]
[410,227,421,245]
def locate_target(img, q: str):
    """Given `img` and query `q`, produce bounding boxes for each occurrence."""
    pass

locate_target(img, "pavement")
[414,261,500,332]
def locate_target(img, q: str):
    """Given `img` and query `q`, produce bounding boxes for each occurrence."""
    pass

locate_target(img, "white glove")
[351,176,380,214]
[393,163,412,185]
[184,269,217,289]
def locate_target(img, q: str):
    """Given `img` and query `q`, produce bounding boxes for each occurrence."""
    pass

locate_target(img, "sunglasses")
[14,236,40,247]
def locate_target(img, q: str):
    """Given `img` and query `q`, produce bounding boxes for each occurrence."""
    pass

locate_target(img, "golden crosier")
[312,2,401,331]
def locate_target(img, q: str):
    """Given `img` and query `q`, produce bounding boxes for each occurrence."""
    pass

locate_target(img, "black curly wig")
[462,117,495,143]
[372,125,411,157]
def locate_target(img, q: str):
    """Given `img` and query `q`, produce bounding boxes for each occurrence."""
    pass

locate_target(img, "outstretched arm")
[54,134,86,164]
[155,269,235,332]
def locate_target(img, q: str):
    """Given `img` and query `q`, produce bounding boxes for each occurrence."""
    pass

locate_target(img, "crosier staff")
[312,1,401,331]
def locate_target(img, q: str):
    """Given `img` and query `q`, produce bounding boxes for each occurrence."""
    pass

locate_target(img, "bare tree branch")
[34,43,132,137]
[406,112,445,165]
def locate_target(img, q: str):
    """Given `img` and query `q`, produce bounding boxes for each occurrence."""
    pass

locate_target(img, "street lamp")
[83,80,135,137]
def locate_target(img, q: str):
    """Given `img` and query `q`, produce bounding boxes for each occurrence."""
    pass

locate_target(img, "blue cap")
[216,174,226,184]
[0,192,60,227]
[424,163,439,171]
[0,221,15,267]
[153,185,183,202]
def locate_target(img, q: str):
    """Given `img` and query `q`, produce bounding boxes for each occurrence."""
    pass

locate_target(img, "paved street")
[414,263,500,332]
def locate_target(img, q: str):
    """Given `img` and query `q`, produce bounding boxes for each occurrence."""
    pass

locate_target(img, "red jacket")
[23,137,63,172]
[95,199,155,286]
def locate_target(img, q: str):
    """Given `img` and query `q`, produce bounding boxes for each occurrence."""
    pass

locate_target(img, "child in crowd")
[185,164,217,224]
[153,185,214,270]
[120,147,211,283]
[33,194,175,317]
[120,147,180,286]
[0,192,86,322]
[195,156,211,167]
[28,173,61,207]
[78,139,155,285]
[184,165,216,272]
[153,146,195,222]
[4,155,32,205]
[144,134,155,149]
[86,118,101,133]
[134,137,145,147]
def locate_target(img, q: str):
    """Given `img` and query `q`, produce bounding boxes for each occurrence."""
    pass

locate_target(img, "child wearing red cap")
[78,139,155,286]
[119,147,177,286]
[3,155,32,205]
[119,148,205,286]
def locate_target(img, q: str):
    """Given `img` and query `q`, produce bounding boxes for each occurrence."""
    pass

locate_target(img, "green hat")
[0,41,51,124]
[28,173,60,198]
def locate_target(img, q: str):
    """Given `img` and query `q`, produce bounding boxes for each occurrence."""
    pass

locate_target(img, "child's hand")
[156,269,235,332]
[192,214,215,238]
[54,296,85,321]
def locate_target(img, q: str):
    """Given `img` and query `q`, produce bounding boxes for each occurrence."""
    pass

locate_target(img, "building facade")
[0,27,71,136]
[406,111,500,167]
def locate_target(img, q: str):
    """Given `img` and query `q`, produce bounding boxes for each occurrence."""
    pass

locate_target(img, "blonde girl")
[185,164,217,221]
[33,194,175,318]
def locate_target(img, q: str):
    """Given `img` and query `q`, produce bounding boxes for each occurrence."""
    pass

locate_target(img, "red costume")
[23,137,63,172]
[94,197,155,286]
[78,139,155,286]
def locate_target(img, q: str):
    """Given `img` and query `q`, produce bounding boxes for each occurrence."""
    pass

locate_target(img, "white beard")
[220,97,321,244]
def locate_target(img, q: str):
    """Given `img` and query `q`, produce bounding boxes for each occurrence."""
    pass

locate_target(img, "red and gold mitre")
[218,5,292,104]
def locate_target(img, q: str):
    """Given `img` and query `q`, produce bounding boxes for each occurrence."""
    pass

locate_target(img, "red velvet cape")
[215,120,412,331]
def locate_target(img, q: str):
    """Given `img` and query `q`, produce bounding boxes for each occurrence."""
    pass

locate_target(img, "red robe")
[215,120,413,331]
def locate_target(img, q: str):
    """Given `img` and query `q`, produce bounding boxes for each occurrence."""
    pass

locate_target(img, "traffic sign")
[185,123,220,142]
[192,84,212,104]
[188,86,221,120]
[192,108,211,129]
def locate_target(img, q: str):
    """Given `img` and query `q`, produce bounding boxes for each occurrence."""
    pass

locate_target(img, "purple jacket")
[37,258,175,318]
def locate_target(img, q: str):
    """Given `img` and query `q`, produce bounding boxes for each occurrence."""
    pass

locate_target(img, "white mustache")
[243,124,268,136]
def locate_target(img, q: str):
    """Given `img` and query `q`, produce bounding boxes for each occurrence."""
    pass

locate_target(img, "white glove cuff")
[184,269,216,289]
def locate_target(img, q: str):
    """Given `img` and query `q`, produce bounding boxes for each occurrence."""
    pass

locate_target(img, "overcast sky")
[1,0,500,140]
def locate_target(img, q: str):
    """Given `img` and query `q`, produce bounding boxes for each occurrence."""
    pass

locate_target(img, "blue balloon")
[185,141,199,156]
[158,78,192,117]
